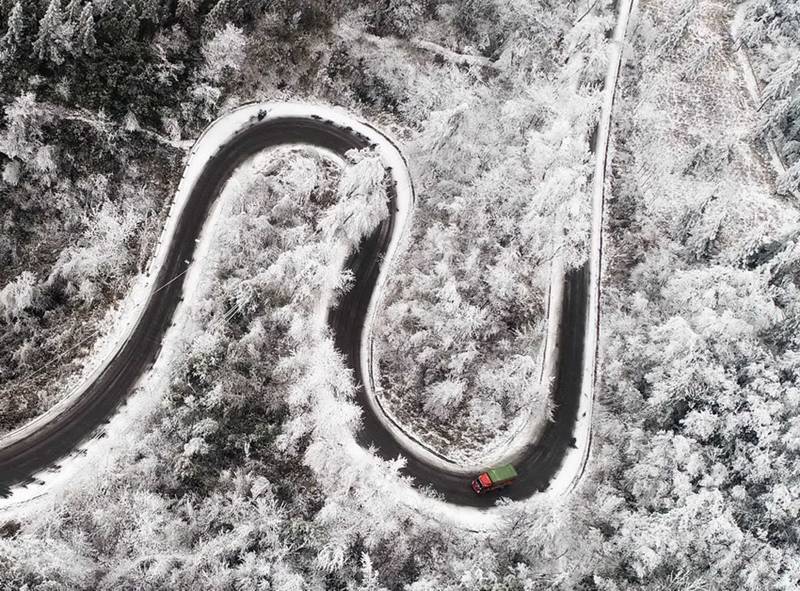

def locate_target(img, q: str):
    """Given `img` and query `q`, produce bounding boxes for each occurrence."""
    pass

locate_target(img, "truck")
[470,464,517,495]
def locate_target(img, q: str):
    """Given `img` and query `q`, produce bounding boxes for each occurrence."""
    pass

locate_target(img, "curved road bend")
[0,116,589,509]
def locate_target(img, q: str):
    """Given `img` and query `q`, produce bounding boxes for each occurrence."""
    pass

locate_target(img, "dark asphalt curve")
[0,115,589,509]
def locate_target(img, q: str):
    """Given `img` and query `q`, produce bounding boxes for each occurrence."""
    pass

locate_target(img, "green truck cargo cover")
[487,464,517,483]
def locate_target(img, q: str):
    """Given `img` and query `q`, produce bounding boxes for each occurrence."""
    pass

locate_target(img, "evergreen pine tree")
[3,1,24,50]
[65,0,81,21]
[33,0,65,63]
[121,2,138,38]
[77,2,94,53]
[205,0,230,26]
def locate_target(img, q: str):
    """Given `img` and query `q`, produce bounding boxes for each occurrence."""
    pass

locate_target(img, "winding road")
[0,112,590,508]
[0,0,638,511]
[333,230,588,507]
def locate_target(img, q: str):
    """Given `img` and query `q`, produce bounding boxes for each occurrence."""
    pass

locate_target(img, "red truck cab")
[471,464,518,494]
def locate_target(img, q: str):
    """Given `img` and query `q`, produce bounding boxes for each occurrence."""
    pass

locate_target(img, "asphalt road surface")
[0,116,589,507]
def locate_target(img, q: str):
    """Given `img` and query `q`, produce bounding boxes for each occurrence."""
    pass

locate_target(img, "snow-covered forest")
[1,0,800,589]
[584,0,800,586]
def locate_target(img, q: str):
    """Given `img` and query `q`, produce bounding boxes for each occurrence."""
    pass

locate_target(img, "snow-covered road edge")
[545,0,635,499]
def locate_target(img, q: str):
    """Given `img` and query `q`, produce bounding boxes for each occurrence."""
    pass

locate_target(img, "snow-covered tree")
[322,149,389,250]
[138,0,161,25]
[204,0,252,28]
[0,92,48,164]
[0,271,37,324]
[368,0,424,38]
[65,0,82,21]
[33,0,71,64]
[48,198,142,304]
[200,22,246,82]
[352,554,390,591]
[2,1,24,51]
[423,379,465,420]
[76,2,95,53]
[2,159,21,185]
[175,0,196,26]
